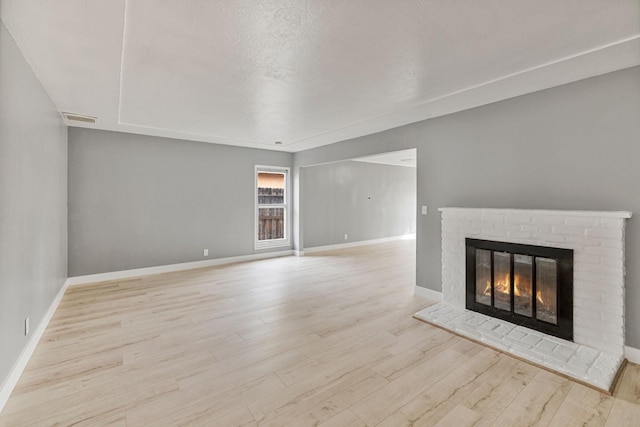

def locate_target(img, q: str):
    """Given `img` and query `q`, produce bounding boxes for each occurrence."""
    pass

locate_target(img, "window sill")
[255,239,290,251]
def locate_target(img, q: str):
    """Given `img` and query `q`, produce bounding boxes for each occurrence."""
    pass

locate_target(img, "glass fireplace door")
[536,258,558,324]
[466,238,572,341]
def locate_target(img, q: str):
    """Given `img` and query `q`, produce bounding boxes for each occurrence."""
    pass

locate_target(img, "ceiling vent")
[61,112,97,124]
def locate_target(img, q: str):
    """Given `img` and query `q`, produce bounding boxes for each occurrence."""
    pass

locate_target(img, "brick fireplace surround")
[415,208,632,393]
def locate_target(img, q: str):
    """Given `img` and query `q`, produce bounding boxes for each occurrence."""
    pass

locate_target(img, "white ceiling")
[1,1,638,152]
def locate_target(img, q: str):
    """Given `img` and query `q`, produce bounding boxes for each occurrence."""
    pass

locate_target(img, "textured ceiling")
[1,0,638,152]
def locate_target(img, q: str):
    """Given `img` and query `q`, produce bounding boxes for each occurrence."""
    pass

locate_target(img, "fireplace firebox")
[466,238,573,341]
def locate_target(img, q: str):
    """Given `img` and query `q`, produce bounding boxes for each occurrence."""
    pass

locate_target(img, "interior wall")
[68,128,293,276]
[302,160,416,248]
[0,21,68,388]
[293,66,640,347]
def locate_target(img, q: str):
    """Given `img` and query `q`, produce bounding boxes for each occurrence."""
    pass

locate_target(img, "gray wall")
[0,22,68,387]
[294,67,640,347]
[302,160,415,248]
[68,128,293,276]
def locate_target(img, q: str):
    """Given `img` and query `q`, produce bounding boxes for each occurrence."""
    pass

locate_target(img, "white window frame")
[255,165,290,250]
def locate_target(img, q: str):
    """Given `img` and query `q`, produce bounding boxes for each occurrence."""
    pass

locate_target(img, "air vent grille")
[62,112,97,124]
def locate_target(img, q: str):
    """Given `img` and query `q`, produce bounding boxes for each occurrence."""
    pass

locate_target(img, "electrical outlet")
[203,249,209,256]
[344,234,348,240]
[421,205,428,215]
[25,317,29,336]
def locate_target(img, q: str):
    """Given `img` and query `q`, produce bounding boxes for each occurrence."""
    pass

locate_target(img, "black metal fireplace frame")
[465,238,574,341]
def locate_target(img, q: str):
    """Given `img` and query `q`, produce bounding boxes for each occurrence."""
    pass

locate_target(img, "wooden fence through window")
[258,188,284,241]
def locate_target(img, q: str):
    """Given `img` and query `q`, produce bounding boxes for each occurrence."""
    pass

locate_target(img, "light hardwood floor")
[1,240,639,426]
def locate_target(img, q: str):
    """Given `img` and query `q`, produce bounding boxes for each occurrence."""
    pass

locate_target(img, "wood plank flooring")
[1,240,639,426]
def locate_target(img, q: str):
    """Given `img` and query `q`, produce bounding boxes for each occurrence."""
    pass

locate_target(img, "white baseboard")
[294,250,305,257]
[625,345,640,364]
[66,250,294,286]
[303,234,415,254]
[414,285,443,302]
[0,278,70,414]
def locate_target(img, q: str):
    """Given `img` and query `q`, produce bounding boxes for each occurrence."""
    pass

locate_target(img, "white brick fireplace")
[415,208,632,392]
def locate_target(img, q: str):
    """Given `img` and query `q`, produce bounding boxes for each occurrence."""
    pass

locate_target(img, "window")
[255,166,289,249]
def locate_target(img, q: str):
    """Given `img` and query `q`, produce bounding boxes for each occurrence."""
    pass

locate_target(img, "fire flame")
[483,274,548,308]
[536,290,545,306]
